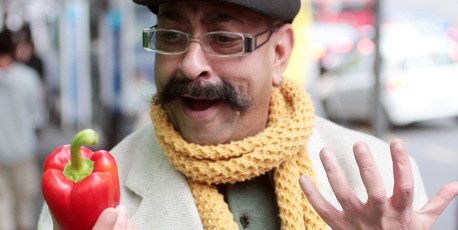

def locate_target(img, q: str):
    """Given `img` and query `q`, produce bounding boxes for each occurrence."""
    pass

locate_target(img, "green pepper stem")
[63,129,98,183]
[70,129,97,170]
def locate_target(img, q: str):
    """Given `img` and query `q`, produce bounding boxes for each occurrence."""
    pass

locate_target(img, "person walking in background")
[0,28,45,230]
[14,24,45,81]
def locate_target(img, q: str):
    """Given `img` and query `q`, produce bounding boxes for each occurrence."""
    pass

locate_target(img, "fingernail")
[299,175,307,184]
[320,148,331,158]
[393,140,403,151]
[117,205,128,214]
[105,211,118,223]
[356,144,368,154]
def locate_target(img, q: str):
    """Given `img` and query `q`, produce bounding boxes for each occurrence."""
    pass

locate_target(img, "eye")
[158,31,184,44]
[213,34,236,43]
[208,33,242,47]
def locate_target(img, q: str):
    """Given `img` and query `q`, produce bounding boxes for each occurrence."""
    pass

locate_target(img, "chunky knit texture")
[150,79,328,229]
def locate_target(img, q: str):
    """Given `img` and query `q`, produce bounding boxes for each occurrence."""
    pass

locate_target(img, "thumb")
[92,208,118,230]
[420,182,458,223]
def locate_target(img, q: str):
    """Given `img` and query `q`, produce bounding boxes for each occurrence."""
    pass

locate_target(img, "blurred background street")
[1,0,457,229]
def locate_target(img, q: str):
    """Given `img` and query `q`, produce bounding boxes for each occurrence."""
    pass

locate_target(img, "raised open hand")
[299,139,458,230]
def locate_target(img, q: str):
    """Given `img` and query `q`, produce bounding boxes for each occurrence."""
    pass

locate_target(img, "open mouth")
[183,97,221,111]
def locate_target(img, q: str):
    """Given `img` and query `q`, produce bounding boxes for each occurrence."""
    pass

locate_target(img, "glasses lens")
[151,29,188,54]
[203,32,245,55]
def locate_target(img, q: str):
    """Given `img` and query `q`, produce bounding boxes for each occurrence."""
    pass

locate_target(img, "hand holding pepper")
[92,205,137,229]
[41,129,120,230]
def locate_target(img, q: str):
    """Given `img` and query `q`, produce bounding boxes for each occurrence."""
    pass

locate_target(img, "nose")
[178,39,211,81]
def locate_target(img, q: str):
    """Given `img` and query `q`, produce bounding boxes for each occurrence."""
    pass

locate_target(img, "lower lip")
[181,98,223,120]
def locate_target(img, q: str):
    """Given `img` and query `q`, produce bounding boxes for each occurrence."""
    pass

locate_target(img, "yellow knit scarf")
[150,79,328,230]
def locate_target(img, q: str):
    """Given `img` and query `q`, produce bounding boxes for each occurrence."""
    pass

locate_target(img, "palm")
[299,139,458,230]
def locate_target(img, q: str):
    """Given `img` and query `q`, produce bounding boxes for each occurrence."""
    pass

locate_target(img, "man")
[38,0,458,229]
[0,28,44,230]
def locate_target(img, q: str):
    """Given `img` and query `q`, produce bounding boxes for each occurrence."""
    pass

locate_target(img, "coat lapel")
[124,127,204,229]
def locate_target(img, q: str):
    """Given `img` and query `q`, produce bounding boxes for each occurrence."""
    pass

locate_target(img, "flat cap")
[133,0,301,23]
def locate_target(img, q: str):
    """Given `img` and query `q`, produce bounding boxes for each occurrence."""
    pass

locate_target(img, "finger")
[320,148,363,213]
[353,142,387,211]
[113,205,129,230]
[299,174,344,226]
[126,218,138,230]
[92,208,118,230]
[390,139,415,211]
[420,182,458,222]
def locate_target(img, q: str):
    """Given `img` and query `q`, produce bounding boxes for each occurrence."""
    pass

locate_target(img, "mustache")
[153,77,254,112]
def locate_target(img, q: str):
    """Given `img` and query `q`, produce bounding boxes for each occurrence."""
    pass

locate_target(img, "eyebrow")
[157,10,186,23]
[202,11,244,25]
[157,9,245,27]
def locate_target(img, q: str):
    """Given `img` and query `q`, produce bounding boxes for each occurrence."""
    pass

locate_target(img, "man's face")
[154,1,282,145]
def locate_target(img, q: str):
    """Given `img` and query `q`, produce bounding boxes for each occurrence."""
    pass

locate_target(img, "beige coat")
[38,117,428,229]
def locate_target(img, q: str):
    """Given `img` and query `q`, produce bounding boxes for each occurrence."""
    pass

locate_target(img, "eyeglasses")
[142,24,280,57]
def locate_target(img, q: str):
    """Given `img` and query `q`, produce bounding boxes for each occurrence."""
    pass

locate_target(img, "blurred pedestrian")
[0,28,45,230]
[14,24,44,80]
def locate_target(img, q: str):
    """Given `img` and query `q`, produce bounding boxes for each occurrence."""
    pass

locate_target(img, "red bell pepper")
[41,129,120,230]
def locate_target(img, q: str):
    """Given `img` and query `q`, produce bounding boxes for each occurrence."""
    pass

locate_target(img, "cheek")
[154,56,178,90]
[214,56,272,90]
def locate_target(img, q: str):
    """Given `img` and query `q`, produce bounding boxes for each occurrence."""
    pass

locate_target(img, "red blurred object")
[357,38,375,55]
[311,0,375,27]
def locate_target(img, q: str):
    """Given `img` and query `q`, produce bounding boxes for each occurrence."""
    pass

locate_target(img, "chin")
[182,129,230,146]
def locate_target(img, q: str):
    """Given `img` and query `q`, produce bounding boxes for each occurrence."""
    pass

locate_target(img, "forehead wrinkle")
[158,2,206,25]
[157,10,187,23]
[201,11,244,26]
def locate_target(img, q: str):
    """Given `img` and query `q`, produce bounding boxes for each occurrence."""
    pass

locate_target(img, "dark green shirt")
[218,172,281,230]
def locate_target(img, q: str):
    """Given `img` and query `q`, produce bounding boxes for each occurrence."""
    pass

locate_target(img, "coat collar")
[123,126,204,229]
[124,128,164,198]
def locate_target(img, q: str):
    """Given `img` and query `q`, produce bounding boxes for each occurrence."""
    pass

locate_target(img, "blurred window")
[403,54,455,69]
[341,55,374,75]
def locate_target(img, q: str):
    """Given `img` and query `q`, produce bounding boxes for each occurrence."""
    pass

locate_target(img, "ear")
[272,24,294,87]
